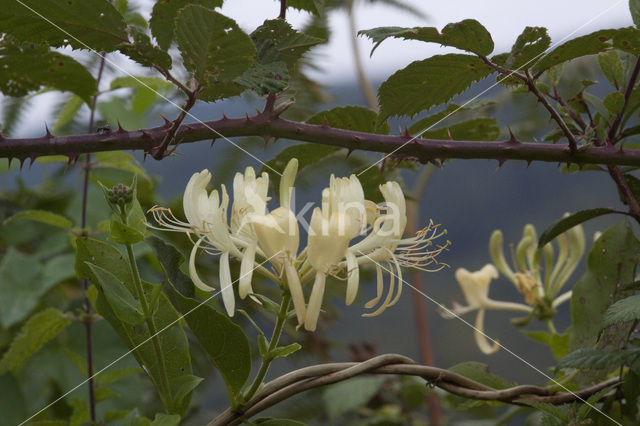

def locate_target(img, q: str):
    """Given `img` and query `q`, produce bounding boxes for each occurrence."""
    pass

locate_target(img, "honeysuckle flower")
[440,264,532,354]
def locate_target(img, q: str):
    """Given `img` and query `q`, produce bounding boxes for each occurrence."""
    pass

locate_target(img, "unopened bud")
[107,183,134,208]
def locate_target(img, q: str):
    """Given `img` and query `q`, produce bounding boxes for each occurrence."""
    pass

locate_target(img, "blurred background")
[0,0,636,424]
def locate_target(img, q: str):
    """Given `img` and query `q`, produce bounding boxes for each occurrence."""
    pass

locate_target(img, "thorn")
[245,113,252,123]
[117,121,126,133]
[403,127,411,138]
[618,145,624,153]
[7,157,13,169]
[143,151,148,161]
[210,138,216,148]
[447,129,454,140]
[321,118,329,128]
[526,159,532,167]
[19,157,26,170]
[141,130,151,138]
[346,148,354,159]
[28,154,38,169]
[353,136,361,142]
[262,135,270,147]
[255,108,262,115]
[160,115,172,127]
[222,113,229,121]
[65,153,78,167]
[507,127,519,144]
[45,123,53,138]
[437,157,446,167]
[497,158,506,168]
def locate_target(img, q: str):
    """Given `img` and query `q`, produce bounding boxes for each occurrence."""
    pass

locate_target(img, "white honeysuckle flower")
[231,167,269,300]
[348,181,448,317]
[440,264,532,354]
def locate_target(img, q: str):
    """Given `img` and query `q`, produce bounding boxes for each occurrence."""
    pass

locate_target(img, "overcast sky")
[215,0,633,83]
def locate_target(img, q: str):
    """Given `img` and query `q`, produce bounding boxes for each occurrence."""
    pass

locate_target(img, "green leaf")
[169,374,203,408]
[416,118,499,141]
[570,220,640,350]
[95,366,143,387]
[95,151,151,182]
[448,361,515,389]
[0,308,71,373]
[235,40,289,95]
[307,105,389,134]
[377,54,493,123]
[534,28,640,73]
[251,19,324,70]
[118,28,172,70]
[150,0,223,51]
[53,94,84,133]
[270,343,301,359]
[603,294,640,326]
[0,248,48,328]
[598,50,625,88]
[111,76,174,93]
[505,27,550,70]
[518,401,568,422]
[287,0,324,15]
[322,377,383,421]
[631,0,640,28]
[538,208,619,248]
[175,5,255,101]
[0,375,27,424]
[75,238,134,295]
[523,331,570,361]
[150,413,181,426]
[4,209,73,230]
[359,19,494,56]
[146,236,251,400]
[603,91,625,115]
[85,263,145,325]
[0,0,128,51]
[109,220,145,245]
[557,347,640,370]
[0,40,97,103]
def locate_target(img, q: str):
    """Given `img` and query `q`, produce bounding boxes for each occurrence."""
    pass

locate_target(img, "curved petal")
[474,309,500,354]
[220,252,235,317]
[284,259,306,326]
[363,262,395,317]
[239,244,256,299]
[189,237,216,292]
[364,264,384,309]
[345,250,359,305]
[305,272,326,331]
[387,253,403,307]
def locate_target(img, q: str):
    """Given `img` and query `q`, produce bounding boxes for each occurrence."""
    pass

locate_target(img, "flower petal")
[364,264,384,309]
[305,272,326,331]
[345,250,359,305]
[474,309,500,354]
[189,237,216,292]
[220,252,235,317]
[284,260,306,326]
[239,244,256,299]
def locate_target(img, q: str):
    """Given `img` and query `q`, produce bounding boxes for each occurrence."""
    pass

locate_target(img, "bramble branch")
[2,111,640,167]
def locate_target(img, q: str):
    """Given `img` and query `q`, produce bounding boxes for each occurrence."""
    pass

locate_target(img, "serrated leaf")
[598,50,624,88]
[0,40,97,103]
[85,263,145,325]
[448,361,515,389]
[557,347,640,370]
[150,0,223,51]
[518,401,569,422]
[570,220,640,350]
[523,331,570,361]
[416,118,499,141]
[175,5,255,101]
[270,343,301,359]
[538,208,619,248]
[4,209,73,230]
[109,220,145,245]
[603,91,625,115]
[377,54,493,123]
[146,236,251,400]
[0,248,46,328]
[150,413,181,426]
[322,377,383,421]
[360,19,494,56]
[118,28,172,70]
[505,26,550,70]
[307,105,389,133]
[0,0,128,51]
[252,19,324,69]
[0,308,71,373]
[235,39,289,95]
[631,0,640,28]
[534,28,640,73]
[53,94,84,133]
[603,294,640,326]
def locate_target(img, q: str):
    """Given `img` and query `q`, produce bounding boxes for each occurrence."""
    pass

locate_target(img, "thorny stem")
[242,293,292,405]
[121,208,174,412]
[608,165,640,221]
[82,53,107,422]
[608,56,640,144]
[152,65,192,96]
[151,87,199,160]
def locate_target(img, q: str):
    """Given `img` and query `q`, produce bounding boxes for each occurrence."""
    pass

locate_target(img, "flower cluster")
[440,221,585,354]
[150,159,449,331]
